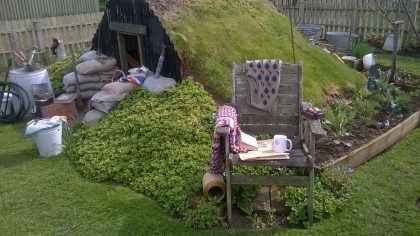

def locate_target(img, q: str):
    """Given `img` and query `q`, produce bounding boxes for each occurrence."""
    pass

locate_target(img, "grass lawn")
[165,0,364,105]
[1,120,419,235]
[376,52,420,78]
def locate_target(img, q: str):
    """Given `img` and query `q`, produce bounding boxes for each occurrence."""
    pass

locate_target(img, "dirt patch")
[315,95,420,167]
[148,0,186,21]
[416,197,420,209]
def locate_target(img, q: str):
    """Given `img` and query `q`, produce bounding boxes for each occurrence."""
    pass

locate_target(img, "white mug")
[273,135,292,153]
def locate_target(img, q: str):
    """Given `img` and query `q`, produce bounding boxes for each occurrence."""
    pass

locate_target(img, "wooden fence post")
[298,0,306,24]
[10,22,21,51]
[410,0,419,40]
[390,20,405,83]
[33,21,45,50]
[351,0,360,35]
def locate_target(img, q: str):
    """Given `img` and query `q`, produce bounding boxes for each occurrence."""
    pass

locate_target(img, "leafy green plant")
[47,56,77,95]
[68,79,218,223]
[250,207,277,229]
[184,198,226,229]
[324,100,355,138]
[351,42,373,59]
[369,71,413,115]
[281,166,353,226]
[352,90,380,130]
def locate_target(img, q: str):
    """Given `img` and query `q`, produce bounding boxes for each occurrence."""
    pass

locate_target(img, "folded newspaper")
[239,139,290,161]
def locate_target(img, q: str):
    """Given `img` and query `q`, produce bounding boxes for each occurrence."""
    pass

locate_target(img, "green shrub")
[366,32,384,49]
[324,100,355,138]
[352,90,380,130]
[369,71,413,115]
[184,198,226,229]
[281,166,353,226]
[47,57,75,95]
[68,79,218,220]
[351,42,373,59]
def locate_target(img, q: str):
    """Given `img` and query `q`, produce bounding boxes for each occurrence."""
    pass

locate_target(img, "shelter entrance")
[109,22,147,72]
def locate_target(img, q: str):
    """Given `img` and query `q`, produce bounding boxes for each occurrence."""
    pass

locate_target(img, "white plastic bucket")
[363,53,376,71]
[8,68,52,117]
[33,123,62,157]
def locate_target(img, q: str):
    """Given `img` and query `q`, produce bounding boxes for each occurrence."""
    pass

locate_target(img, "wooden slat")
[231,175,309,186]
[238,114,299,125]
[232,149,313,167]
[109,21,147,35]
[235,104,299,116]
[235,93,298,105]
[235,81,298,94]
[240,123,299,136]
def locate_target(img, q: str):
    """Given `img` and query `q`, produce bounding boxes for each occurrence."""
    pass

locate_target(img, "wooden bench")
[217,61,326,226]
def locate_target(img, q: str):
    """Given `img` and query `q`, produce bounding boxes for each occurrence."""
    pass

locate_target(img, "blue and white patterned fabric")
[245,59,282,112]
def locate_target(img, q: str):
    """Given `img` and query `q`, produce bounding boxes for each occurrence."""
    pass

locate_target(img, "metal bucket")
[327,32,359,51]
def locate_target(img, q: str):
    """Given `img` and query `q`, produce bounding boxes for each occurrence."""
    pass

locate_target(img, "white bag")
[363,53,376,71]
[142,75,177,95]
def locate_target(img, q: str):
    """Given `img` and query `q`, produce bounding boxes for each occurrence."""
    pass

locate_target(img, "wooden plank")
[240,123,299,136]
[235,104,299,115]
[232,150,313,168]
[109,22,147,35]
[231,175,309,186]
[235,81,298,95]
[238,114,299,125]
[235,93,298,105]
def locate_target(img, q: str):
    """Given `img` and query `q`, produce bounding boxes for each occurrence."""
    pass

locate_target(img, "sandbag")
[102,81,137,95]
[91,100,119,114]
[79,50,101,62]
[64,82,108,93]
[63,68,120,87]
[76,57,117,75]
[83,109,106,125]
[80,90,100,100]
[142,75,177,95]
[91,90,128,102]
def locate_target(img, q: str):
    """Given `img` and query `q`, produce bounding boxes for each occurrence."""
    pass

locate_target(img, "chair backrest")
[232,62,303,145]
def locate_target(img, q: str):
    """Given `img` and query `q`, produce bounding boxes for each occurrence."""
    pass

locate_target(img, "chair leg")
[308,166,314,224]
[226,166,232,227]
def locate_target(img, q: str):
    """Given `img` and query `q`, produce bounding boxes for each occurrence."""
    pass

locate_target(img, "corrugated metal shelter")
[91,0,182,82]
[0,0,99,21]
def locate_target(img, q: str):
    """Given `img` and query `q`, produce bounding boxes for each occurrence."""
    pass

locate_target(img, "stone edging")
[325,110,420,168]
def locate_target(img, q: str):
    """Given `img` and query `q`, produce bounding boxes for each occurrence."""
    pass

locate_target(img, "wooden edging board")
[322,110,420,169]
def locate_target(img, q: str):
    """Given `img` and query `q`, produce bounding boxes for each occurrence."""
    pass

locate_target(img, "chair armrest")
[302,102,326,157]
[301,102,326,137]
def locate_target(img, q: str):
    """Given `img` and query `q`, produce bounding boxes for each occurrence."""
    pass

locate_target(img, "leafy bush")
[184,198,226,229]
[352,90,380,130]
[351,42,373,59]
[366,32,384,48]
[68,79,218,221]
[324,100,355,138]
[369,71,413,115]
[281,166,353,226]
[47,57,75,95]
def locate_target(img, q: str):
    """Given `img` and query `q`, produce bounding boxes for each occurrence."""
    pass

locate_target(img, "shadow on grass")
[0,147,39,168]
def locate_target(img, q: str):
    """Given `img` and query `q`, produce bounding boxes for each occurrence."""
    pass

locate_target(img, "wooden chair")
[216,61,326,226]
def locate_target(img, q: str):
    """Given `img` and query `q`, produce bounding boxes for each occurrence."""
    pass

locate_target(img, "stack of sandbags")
[63,56,118,100]
[83,81,137,125]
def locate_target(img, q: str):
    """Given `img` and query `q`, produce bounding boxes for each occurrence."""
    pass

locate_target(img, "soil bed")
[315,95,420,167]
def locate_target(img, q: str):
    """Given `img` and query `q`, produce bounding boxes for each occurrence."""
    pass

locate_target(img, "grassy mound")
[166,0,365,104]
[68,79,216,214]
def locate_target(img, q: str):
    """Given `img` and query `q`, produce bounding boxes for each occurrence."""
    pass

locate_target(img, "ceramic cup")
[273,135,292,153]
